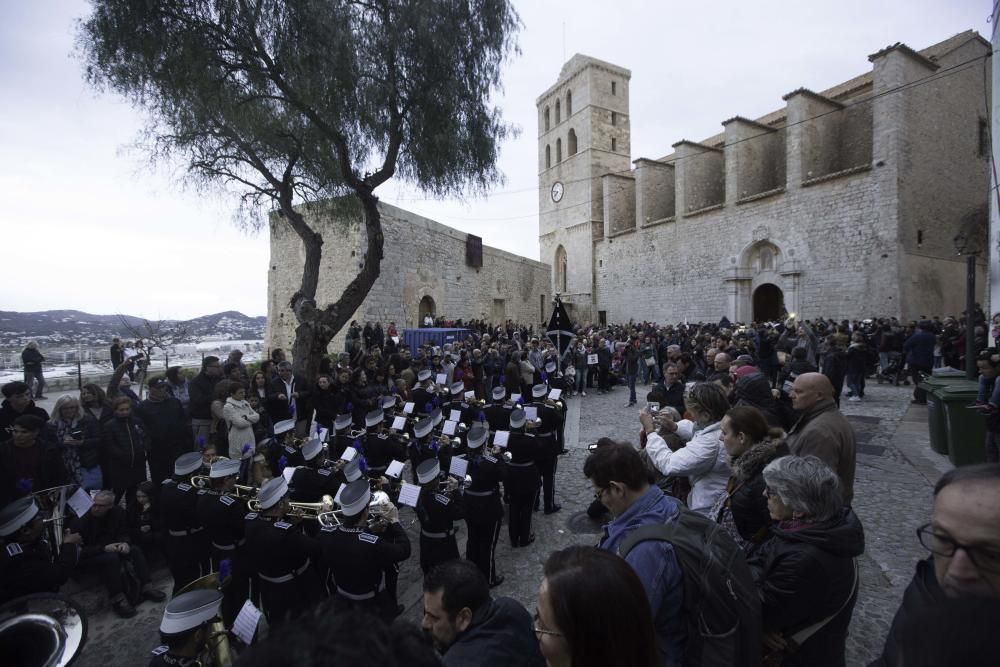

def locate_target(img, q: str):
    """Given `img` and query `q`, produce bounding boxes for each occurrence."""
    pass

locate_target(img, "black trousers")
[78,546,151,598]
[260,567,325,626]
[508,490,538,546]
[910,364,932,402]
[166,533,210,596]
[537,455,557,510]
[598,366,610,390]
[419,535,459,575]
[466,518,502,582]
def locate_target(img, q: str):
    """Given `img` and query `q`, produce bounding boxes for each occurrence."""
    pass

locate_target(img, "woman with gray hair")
[47,395,103,490]
[747,455,864,666]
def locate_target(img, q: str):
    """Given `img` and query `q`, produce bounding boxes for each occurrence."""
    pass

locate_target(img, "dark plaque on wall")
[466,234,483,268]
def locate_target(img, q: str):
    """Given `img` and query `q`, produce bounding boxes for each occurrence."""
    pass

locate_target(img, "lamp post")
[954,232,977,381]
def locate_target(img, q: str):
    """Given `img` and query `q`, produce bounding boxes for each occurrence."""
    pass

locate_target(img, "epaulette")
[177,483,193,492]
[317,468,332,476]
[197,489,208,495]
[284,445,296,454]
[359,532,378,544]
[151,645,169,656]
[162,479,176,486]
[219,495,235,506]
[244,512,258,520]
[434,493,451,505]
[483,454,498,464]
[274,521,292,530]
[377,433,388,440]
[320,525,336,533]
[6,543,23,557]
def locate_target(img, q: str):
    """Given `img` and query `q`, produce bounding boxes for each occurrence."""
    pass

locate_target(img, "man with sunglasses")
[874,464,1000,665]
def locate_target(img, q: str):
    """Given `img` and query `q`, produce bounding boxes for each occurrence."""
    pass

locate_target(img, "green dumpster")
[938,380,987,467]
[920,376,964,455]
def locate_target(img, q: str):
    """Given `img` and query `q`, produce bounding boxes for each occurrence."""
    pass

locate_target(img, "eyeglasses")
[917,524,1000,573]
[593,486,608,502]
[533,611,563,638]
[763,487,779,499]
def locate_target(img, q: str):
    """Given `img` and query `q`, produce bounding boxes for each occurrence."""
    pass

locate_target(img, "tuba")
[177,573,234,667]
[31,485,76,550]
[0,594,88,667]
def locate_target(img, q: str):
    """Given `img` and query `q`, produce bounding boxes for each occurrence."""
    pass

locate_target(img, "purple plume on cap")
[430,439,439,454]
[346,402,354,412]
[16,478,32,494]
[352,438,361,451]
[289,402,296,416]
[391,384,398,394]
[516,396,524,405]
[541,371,548,381]
[478,410,486,423]
[499,375,505,385]
[358,455,368,473]
[278,455,288,472]
[432,395,441,407]
[219,558,232,582]
[424,402,434,413]
[241,443,252,455]
[196,435,205,447]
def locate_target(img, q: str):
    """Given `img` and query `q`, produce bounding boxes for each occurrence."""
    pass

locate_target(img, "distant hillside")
[0,310,266,348]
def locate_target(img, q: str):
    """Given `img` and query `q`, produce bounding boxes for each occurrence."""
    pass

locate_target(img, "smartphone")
[646,402,660,414]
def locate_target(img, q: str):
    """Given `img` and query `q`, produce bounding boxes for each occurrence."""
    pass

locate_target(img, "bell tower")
[537,55,631,322]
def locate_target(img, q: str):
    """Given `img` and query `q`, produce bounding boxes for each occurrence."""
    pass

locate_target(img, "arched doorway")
[418,295,436,326]
[753,284,784,322]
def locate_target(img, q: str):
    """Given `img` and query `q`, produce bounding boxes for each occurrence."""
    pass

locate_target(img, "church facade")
[537,31,990,324]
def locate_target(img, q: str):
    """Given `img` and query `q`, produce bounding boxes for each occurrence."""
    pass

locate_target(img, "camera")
[69,429,85,440]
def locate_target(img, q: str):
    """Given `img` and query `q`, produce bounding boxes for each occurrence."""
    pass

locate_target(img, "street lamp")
[953,231,977,380]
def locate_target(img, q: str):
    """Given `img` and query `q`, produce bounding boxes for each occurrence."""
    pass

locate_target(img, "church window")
[917,229,924,246]
[611,81,617,95]
[611,111,617,126]
[611,137,617,152]
[978,117,989,157]
[566,90,572,116]
[556,138,562,162]
[545,144,551,169]
[555,99,561,124]
[568,129,577,156]
[544,107,550,131]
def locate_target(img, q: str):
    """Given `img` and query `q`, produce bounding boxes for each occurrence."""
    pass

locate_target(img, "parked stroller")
[877,351,907,385]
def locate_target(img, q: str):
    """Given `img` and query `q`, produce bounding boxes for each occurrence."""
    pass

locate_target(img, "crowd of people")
[1,309,999,666]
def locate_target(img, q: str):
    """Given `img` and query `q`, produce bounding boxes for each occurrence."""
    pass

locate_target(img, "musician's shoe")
[142,586,167,603]
[544,505,562,515]
[113,598,137,618]
[489,575,505,588]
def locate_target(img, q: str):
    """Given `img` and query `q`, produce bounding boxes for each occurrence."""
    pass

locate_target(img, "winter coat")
[0,400,50,440]
[188,372,220,420]
[223,397,259,459]
[0,438,68,507]
[904,329,936,368]
[441,596,545,667]
[747,509,865,667]
[266,374,311,422]
[845,343,868,376]
[21,348,44,372]
[622,345,640,375]
[598,485,685,667]
[103,416,148,488]
[732,371,783,427]
[713,436,789,547]
[786,399,856,504]
[870,558,943,667]
[644,420,731,515]
[134,397,188,465]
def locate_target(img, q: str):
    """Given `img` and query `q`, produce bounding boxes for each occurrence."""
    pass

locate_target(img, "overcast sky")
[0,0,987,320]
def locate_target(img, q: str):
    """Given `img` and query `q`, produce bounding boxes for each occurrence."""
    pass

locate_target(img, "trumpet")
[376,425,410,442]
[191,476,258,500]
[315,490,396,530]
[348,428,367,440]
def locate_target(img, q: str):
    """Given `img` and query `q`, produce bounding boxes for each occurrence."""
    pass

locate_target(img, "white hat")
[343,458,363,482]
[334,414,353,431]
[431,408,443,426]
[365,409,384,428]
[467,426,488,449]
[159,589,224,635]
[302,438,324,462]
[0,497,38,537]
[417,369,432,382]
[274,419,296,435]
[545,361,557,374]
[257,477,288,510]
[491,386,506,401]
[450,382,464,395]
[532,384,548,398]
[416,459,441,485]
[174,452,203,477]
[380,396,397,410]
[414,417,434,439]
[209,458,241,479]
[510,409,527,429]
[338,480,371,516]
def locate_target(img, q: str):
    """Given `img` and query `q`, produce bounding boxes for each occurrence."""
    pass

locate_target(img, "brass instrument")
[376,424,410,442]
[0,594,88,667]
[190,476,258,500]
[314,490,395,530]
[348,428,367,440]
[177,573,234,667]
[31,484,75,548]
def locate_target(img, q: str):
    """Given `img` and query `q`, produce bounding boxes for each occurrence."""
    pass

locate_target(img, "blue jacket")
[903,329,936,368]
[599,486,685,667]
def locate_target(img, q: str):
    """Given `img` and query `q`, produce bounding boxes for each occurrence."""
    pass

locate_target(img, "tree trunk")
[287,189,384,381]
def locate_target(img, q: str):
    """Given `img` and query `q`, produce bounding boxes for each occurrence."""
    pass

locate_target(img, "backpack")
[120,556,143,607]
[619,509,762,667]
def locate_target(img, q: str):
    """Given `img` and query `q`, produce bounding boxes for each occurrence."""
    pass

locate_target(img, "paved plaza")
[56,379,949,666]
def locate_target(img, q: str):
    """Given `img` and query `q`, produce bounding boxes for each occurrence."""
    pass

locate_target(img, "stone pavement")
[56,379,950,665]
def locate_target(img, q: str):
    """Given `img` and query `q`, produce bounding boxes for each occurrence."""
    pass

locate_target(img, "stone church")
[537,30,990,324]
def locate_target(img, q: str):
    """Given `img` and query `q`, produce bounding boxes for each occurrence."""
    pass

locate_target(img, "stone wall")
[266,201,551,354]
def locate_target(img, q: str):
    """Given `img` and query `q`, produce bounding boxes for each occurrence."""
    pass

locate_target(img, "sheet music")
[232,600,262,645]
[493,430,510,447]
[548,389,562,400]
[449,456,468,478]
[511,393,521,403]
[386,460,405,479]
[397,482,421,508]
[282,466,296,483]
[403,402,415,414]
[67,488,93,517]
[524,406,538,421]
[391,416,407,431]
[317,427,329,443]
[442,420,457,436]
[334,483,346,505]
[341,447,358,462]
[464,390,476,400]
[449,409,462,423]
[436,373,447,385]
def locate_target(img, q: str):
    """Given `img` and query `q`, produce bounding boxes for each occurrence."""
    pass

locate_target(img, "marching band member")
[461,425,506,587]
[506,409,540,548]
[529,383,563,515]
[0,495,82,604]
[149,588,224,666]
[160,452,210,595]
[415,458,463,575]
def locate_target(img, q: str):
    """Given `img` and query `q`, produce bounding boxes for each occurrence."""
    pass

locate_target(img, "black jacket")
[868,557,943,667]
[442,596,545,667]
[266,375,311,422]
[747,508,865,667]
[71,506,131,559]
[21,348,44,372]
[0,400,50,440]
[103,416,148,488]
[0,439,68,507]
[188,372,220,420]
[717,437,789,545]
[732,372,783,427]
[135,397,189,463]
